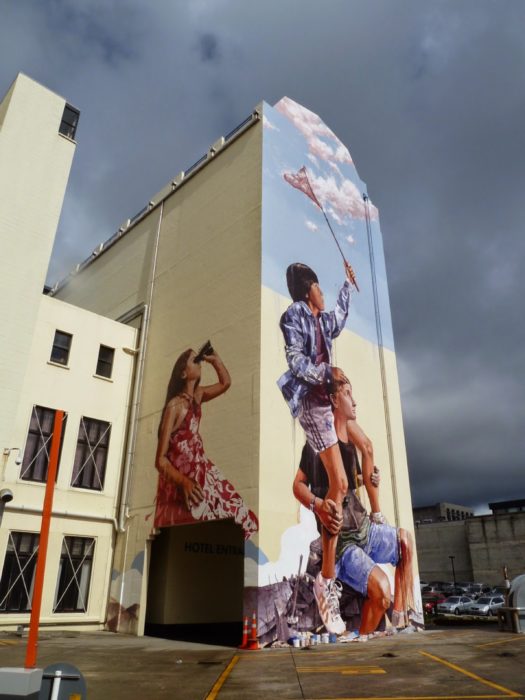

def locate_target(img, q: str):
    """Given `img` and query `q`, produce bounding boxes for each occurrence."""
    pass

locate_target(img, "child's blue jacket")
[277,280,351,417]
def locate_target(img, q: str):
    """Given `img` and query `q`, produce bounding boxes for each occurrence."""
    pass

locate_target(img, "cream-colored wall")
[0,512,115,630]
[259,285,417,572]
[127,124,263,613]
[54,208,160,320]
[0,295,136,630]
[0,74,75,454]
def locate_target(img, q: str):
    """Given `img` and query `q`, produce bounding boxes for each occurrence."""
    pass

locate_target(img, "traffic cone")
[246,610,260,650]
[238,615,249,649]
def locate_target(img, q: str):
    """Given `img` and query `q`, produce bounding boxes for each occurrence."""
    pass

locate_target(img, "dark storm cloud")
[197,33,220,62]
[1,0,523,511]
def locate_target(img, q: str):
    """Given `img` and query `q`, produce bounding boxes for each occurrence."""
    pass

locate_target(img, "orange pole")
[25,410,64,669]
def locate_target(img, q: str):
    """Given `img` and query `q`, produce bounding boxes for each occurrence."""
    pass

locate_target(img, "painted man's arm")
[346,419,381,514]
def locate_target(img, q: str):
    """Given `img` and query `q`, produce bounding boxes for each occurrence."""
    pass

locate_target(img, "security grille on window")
[53,536,94,613]
[20,405,67,483]
[50,330,72,366]
[96,345,115,378]
[0,532,39,612]
[59,104,80,140]
[71,417,111,490]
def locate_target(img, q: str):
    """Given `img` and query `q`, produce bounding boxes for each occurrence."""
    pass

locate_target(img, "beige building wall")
[55,208,160,321]
[0,74,75,452]
[117,123,263,633]
[54,121,265,632]
[0,295,136,630]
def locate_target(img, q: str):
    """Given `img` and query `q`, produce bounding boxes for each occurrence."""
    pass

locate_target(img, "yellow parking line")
[419,651,521,697]
[205,655,239,700]
[297,665,386,675]
[0,640,18,646]
[316,695,515,700]
[476,637,525,648]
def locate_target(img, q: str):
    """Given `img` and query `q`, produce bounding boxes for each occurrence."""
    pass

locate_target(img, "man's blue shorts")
[335,522,399,596]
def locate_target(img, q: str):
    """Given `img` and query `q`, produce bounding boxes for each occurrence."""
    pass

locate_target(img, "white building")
[0,75,136,631]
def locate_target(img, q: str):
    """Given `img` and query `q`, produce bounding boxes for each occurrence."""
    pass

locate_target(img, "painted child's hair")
[327,377,350,402]
[286,263,319,302]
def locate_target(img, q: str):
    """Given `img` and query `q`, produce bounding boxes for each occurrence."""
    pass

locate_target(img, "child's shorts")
[298,394,338,453]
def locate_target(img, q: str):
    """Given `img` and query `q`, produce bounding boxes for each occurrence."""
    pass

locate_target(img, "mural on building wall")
[107,550,144,634]
[248,97,423,643]
[153,343,258,539]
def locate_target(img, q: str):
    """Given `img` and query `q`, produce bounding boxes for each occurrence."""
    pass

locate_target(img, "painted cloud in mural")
[276,96,353,165]
[274,97,379,223]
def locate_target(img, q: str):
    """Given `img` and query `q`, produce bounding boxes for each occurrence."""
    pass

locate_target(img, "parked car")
[422,593,447,615]
[436,596,474,615]
[429,581,453,591]
[467,583,491,599]
[444,585,470,597]
[490,586,508,597]
[467,596,505,616]
[422,583,450,595]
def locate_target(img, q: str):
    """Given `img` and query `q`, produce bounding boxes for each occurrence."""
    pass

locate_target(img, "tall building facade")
[1,74,421,641]
[53,97,421,640]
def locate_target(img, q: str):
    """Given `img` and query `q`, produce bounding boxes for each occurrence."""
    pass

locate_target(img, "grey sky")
[2,0,524,511]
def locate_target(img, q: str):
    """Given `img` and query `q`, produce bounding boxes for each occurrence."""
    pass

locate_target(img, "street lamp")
[449,555,457,587]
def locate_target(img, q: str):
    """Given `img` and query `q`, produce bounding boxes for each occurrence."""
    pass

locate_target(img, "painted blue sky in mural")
[262,98,394,351]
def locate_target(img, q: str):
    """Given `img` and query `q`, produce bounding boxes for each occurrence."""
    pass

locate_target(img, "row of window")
[21,405,111,491]
[51,329,115,379]
[0,532,94,614]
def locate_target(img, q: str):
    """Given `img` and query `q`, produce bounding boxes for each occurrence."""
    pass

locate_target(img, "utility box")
[497,574,525,633]
[0,668,43,700]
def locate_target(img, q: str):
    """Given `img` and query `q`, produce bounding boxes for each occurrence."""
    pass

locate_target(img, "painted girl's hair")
[158,348,198,438]
[164,348,194,404]
[286,263,319,302]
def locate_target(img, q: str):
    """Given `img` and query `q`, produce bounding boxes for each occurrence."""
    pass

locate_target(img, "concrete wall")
[414,521,473,582]
[415,512,525,584]
[0,73,75,453]
[468,514,525,583]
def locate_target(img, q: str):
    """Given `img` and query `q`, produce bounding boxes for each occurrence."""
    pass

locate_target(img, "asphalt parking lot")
[1,624,524,700]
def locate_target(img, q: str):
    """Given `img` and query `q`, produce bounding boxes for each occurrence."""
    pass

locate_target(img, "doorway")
[145,518,244,646]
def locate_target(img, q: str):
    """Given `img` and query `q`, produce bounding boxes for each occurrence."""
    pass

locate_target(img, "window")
[53,536,94,613]
[20,406,67,483]
[0,532,39,612]
[96,345,115,379]
[50,330,72,366]
[71,417,111,490]
[59,104,80,140]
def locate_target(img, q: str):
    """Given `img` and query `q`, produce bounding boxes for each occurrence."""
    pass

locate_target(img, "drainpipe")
[117,200,164,533]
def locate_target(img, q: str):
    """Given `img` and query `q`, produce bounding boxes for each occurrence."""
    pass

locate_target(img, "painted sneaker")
[313,573,346,636]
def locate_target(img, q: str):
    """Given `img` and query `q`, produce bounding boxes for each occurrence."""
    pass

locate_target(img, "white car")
[436,596,474,615]
[468,596,505,616]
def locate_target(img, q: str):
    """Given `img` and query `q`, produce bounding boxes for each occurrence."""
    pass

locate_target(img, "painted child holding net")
[277,261,355,634]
